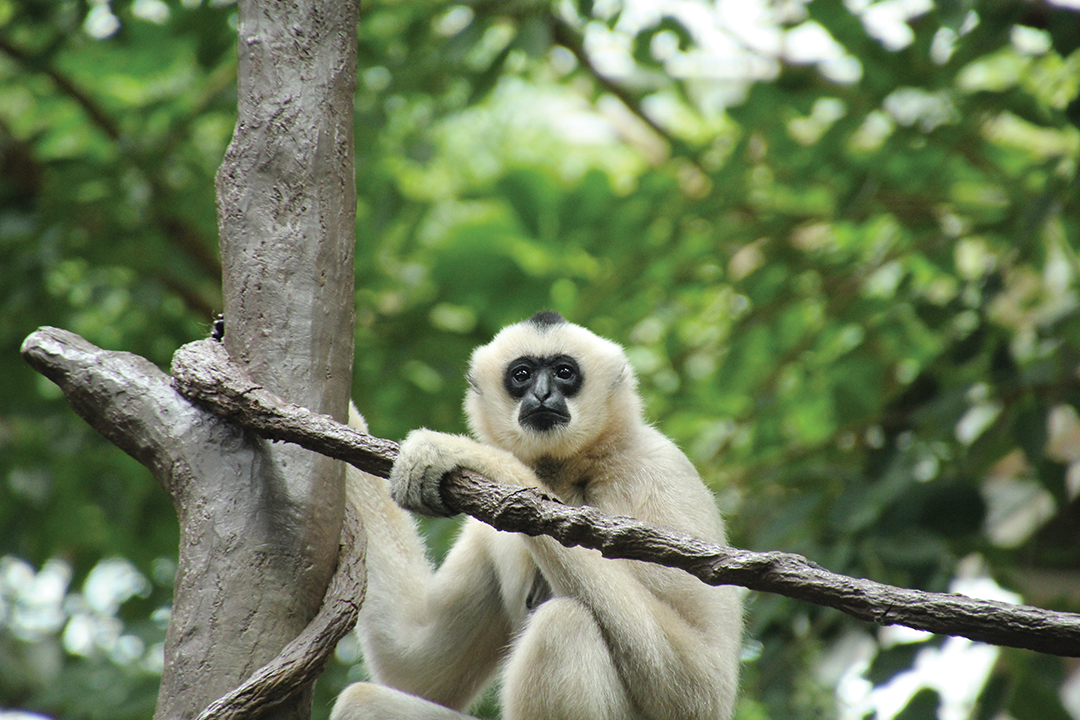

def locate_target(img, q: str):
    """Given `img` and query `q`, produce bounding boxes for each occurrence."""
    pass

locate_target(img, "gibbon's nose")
[531,370,554,402]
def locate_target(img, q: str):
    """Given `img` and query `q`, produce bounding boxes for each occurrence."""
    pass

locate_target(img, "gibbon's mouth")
[520,406,571,432]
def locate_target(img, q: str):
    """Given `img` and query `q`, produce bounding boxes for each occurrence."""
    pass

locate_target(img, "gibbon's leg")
[502,598,635,720]
[523,534,742,720]
[330,682,473,720]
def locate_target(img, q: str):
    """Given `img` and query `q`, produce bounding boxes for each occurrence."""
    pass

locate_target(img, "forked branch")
[22,327,368,720]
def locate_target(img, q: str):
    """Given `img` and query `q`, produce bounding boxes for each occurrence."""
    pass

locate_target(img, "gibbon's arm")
[346,411,512,711]
[393,428,742,719]
[390,430,541,516]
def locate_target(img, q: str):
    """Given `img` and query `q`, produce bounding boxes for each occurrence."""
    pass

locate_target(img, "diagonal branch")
[0,35,121,141]
[0,34,224,310]
[549,15,703,167]
[550,17,670,142]
[171,337,1080,658]
[171,338,398,478]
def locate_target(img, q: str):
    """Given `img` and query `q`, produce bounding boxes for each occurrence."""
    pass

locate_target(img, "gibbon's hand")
[389,428,461,517]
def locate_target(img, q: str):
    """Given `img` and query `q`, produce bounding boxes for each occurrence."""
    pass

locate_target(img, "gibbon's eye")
[504,357,542,399]
[547,355,584,398]
[555,364,576,381]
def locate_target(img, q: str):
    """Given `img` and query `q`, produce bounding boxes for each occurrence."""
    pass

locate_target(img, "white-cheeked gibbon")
[333,310,741,720]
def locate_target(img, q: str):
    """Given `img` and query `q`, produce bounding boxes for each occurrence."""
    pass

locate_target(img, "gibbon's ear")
[611,363,633,392]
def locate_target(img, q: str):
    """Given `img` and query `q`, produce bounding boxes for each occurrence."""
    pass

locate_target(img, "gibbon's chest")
[530,454,614,507]
[486,461,635,627]
[529,453,635,515]
[487,530,544,627]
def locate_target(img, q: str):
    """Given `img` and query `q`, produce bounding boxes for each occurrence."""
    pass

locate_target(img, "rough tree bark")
[25,0,361,718]
[21,328,366,720]
[156,1,361,717]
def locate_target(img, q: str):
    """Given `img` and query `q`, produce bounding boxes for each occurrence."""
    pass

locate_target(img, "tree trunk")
[20,1,359,716]
[152,1,359,718]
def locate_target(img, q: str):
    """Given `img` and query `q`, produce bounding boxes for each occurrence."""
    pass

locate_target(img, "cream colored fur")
[332,316,741,720]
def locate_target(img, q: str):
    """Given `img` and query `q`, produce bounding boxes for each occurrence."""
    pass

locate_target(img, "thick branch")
[172,337,1080,658]
[22,326,191,497]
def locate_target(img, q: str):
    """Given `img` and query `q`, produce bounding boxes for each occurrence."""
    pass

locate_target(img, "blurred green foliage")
[2,0,1079,718]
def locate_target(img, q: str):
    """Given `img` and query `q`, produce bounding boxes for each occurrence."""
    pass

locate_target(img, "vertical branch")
[154,1,360,718]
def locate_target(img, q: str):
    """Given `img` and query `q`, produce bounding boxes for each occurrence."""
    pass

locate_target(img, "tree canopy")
[2,1,1079,719]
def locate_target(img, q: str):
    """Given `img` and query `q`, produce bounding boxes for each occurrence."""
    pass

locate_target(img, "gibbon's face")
[465,311,640,462]
[503,353,582,432]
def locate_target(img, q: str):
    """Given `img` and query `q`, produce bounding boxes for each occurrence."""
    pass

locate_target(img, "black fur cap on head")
[527,310,567,329]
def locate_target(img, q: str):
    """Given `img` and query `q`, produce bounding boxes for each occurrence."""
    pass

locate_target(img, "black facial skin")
[504,354,583,432]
